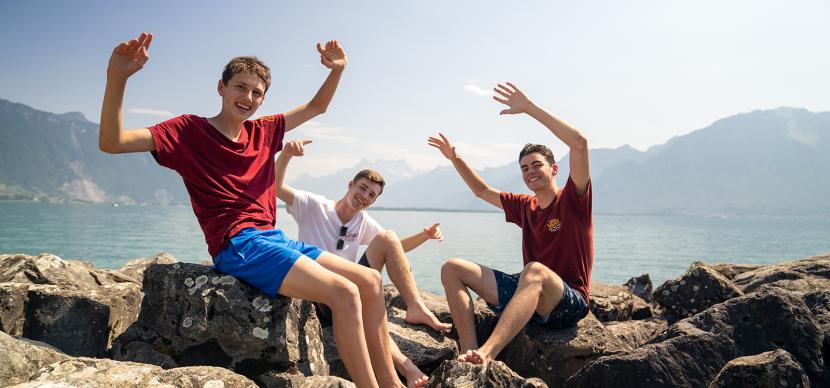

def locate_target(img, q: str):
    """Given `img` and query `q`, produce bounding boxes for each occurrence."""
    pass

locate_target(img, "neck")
[208,112,244,140]
[534,182,559,208]
[334,198,358,224]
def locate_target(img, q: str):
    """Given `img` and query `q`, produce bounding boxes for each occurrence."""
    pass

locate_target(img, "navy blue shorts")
[212,228,323,297]
[315,252,371,323]
[488,268,588,329]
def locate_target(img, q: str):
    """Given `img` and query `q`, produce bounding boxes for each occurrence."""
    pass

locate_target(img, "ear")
[552,164,559,176]
[217,79,224,96]
[348,180,354,189]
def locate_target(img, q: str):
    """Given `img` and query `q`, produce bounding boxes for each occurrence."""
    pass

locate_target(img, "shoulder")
[501,191,533,204]
[250,114,285,128]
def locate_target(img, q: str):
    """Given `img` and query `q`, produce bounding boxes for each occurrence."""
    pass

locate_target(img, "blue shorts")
[488,269,588,330]
[212,228,323,297]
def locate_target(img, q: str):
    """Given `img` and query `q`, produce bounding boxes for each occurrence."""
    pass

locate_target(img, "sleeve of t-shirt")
[562,175,592,221]
[253,114,286,156]
[360,213,385,245]
[500,192,527,227]
[147,114,192,171]
[286,189,312,222]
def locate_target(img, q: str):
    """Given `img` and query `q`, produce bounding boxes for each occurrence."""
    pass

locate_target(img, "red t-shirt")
[500,176,593,303]
[148,114,285,257]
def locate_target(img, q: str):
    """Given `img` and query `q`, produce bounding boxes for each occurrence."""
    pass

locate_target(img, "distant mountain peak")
[59,111,88,122]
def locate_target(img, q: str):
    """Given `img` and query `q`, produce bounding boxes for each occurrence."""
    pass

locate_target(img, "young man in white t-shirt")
[275,140,451,387]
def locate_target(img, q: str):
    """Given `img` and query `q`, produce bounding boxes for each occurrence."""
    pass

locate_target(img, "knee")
[375,229,400,247]
[521,261,549,284]
[356,266,383,294]
[328,278,361,313]
[441,258,466,282]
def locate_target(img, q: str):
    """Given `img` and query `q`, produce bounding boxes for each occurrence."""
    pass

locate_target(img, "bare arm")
[99,32,156,154]
[428,133,502,209]
[494,82,590,195]
[284,40,347,132]
[400,223,442,252]
[275,139,311,205]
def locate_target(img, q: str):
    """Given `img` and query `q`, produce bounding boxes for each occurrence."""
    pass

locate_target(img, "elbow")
[572,134,588,153]
[308,103,327,116]
[99,141,117,154]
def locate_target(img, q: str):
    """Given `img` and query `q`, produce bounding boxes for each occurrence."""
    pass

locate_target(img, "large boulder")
[732,253,830,293]
[603,317,668,349]
[497,313,629,386]
[708,349,810,388]
[0,283,58,336]
[426,360,547,388]
[0,331,68,386]
[21,282,142,356]
[112,263,327,380]
[110,252,177,284]
[654,261,743,321]
[0,253,131,289]
[568,329,738,387]
[709,263,764,280]
[571,287,825,387]
[10,357,257,387]
[589,282,652,322]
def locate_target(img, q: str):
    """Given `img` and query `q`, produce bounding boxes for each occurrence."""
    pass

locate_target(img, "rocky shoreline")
[1,252,827,387]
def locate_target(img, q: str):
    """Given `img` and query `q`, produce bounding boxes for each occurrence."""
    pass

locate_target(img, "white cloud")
[463,84,491,97]
[127,108,175,117]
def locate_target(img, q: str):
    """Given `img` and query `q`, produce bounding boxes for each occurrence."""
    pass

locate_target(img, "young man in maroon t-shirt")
[428,82,593,366]
[99,32,405,388]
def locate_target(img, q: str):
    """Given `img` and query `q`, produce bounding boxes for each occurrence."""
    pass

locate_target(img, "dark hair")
[222,56,271,93]
[519,143,555,165]
[352,169,386,195]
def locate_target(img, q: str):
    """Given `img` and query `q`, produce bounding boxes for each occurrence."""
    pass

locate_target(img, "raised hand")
[283,139,312,157]
[316,40,347,70]
[493,82,532,115]
[423,223,443,241]
[108,32,153,80]
[427,133,457,160]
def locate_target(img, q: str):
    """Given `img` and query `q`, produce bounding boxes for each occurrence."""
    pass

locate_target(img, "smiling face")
[344,178,383,212]
[520,152,558,192]
[217,71,266,121]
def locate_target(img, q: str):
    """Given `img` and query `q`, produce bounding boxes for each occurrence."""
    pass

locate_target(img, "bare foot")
[400,359,429,388]
[456,349,491,366]
[405,304,452,332]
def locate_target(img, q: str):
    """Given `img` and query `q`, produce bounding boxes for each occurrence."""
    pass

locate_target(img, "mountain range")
[1,98,827,215]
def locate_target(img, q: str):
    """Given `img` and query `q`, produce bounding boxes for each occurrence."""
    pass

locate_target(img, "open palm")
[493,82,531,115]
[317,40,347,70]
[108,32,153,79]
[427,133,457,160]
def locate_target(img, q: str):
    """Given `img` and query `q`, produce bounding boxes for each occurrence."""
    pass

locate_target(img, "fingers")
[439,132,450,144]
[505,82,518,92]
[316,42,324,55]
[301,140,312,145]
[493,95,509,104]
[495,83,513,97]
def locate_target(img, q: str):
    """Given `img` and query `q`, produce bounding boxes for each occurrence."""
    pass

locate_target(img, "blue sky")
[1,1,828,179]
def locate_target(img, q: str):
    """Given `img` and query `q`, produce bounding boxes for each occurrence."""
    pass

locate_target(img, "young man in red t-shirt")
[100,32,404,388]
[428,82,593,366]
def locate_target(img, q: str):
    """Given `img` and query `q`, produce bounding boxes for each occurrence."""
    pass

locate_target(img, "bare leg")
[278,256,378,388]
[365,230,451,332]
[464,262,565,366]
[315,252,404,387]
[389,339,428,388]
[439,258,499,354]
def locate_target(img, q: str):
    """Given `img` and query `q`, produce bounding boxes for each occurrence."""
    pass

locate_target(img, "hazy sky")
[1,1,828,179]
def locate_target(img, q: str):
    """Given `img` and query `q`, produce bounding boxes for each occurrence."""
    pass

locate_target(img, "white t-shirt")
[286,190,384,262]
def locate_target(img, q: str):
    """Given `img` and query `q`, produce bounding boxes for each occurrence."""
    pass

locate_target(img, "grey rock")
[0,330,68,386]
[112,263,327,380]
[732,253,830,293]
[10,357,257,387]
[708,349,810,388]
[0,253,129,290]
[654,261,743,321]
[426,360,547,388]
[0,283,59,336]
[624,273,654,302]
[603,317,668,349]
[589,282,652,322]
[114,252,177,284]
[709,263,764,280]
[299,375,356,388]
[497,313,629,386]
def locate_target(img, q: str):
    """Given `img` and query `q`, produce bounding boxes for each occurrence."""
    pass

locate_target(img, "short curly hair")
[352,169,386,195]
[519,143,555,165]
[222,56,271,93]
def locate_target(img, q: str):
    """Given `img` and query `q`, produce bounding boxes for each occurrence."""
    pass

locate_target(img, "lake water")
[1,202,828,294]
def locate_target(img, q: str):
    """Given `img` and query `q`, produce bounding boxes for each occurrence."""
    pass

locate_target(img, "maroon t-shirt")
[148,114,285,257]
[500,176,593,303]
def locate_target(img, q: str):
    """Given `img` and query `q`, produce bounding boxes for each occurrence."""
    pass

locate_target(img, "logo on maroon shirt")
[546,218,561,232]
[255,115,277,122]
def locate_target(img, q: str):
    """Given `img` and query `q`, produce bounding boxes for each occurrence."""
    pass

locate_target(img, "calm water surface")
[1,202,828,294]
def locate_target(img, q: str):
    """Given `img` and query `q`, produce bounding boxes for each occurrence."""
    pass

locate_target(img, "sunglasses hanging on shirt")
[336,225,348,250]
